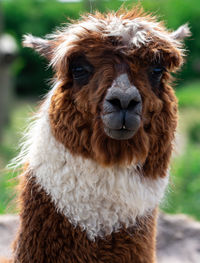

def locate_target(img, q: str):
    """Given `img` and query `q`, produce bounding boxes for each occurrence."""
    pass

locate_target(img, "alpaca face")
[23,7,190,176]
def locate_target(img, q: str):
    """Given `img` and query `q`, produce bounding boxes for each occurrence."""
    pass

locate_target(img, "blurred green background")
[0,0,199,220]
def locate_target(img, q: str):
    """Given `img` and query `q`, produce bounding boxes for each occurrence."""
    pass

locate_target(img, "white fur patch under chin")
[13,87,169,241]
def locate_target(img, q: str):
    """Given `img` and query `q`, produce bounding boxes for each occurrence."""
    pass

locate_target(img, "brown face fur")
[23,7,189,178]
[49,34,181,179]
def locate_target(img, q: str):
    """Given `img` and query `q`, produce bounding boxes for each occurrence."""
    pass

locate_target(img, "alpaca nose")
[104,73,142,113]
[102,73,142,140]
[106,91,141,112]
[104,88,142,131]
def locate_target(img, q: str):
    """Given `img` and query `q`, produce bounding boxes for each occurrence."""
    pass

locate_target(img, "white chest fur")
[15,94,169,241]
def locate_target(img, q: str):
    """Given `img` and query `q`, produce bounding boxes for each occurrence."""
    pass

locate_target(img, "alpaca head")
[23,7,190,178]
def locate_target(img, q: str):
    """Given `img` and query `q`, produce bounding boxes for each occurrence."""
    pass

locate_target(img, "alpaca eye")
[70,55,94,86]
[72,66,90,80]
[153,68,163,74]
[151,67,166,81]
[148,66,166,91]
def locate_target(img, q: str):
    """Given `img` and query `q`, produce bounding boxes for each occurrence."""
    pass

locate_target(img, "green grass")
[176,81,200,109]
[161,80,200,220]
[0,170,18,213]
[0,101,35,213]
[162,144,200,220]
[0,101,34,164]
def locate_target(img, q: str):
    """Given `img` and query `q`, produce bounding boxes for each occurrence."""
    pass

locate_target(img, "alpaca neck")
[20,102,168,240]
[14,175,157,263]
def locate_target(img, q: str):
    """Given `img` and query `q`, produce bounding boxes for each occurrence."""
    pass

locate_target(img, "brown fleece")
[49,43,179,178]
[12,174,157,263]
[43,7,184,179]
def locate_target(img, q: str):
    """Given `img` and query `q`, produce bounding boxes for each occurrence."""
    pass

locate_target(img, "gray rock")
[157,213,200,263]
[0,213,200,262]
[0,215,19,259]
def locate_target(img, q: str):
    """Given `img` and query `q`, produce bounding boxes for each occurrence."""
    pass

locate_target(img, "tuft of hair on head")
[118,3,155,22]
[171,23,191,40]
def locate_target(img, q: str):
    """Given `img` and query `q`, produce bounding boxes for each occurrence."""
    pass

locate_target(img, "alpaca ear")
[171,24,191,40]
[23,34,53,60]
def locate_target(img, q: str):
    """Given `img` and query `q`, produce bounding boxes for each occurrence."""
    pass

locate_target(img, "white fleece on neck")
[13,86,169,240]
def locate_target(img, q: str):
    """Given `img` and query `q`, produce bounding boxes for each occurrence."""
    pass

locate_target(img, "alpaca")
[6,6,190,263]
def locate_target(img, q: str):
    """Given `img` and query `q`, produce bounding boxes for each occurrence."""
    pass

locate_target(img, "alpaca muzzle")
[102,73,142,140]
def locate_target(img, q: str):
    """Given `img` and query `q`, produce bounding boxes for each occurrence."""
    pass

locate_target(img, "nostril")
[107,98,141,111]
[127,100,140,111]
[107,98,122,109]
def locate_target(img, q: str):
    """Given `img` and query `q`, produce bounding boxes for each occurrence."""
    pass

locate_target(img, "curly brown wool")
[49,42,179,178]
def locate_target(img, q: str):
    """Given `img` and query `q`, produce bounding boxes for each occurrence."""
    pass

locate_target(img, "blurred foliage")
[159,81,200,220]
[0,100,35,213]
[163,81,200,220]
[2,0,82,96]
[164,143,200,220]
[0,169,18,213]
[189,122,200,144]
[176,81,200,109]
[1,0,200,96]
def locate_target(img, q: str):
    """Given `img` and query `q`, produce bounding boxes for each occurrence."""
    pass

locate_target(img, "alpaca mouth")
[103,124,139,140]
[102,111,141,140]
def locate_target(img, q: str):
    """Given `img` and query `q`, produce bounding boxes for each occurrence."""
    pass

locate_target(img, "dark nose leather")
[103,73,142,114]
[106,90,141,112]
[101,73,142,140]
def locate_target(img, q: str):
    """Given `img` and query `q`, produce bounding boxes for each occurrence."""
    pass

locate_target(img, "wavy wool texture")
[14,94,168,241]
[11,176,157,263]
